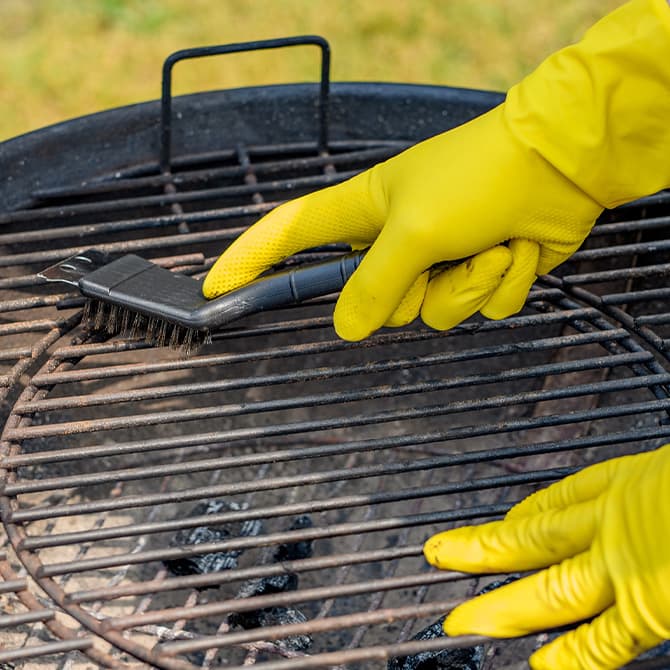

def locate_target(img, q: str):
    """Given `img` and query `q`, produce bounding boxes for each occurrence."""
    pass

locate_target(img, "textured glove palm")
[204,0,670,340]
[424,445,670,669]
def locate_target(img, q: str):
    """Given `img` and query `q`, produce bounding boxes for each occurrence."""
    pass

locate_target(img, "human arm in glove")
[203,0,670,341]
[423,444,670,669]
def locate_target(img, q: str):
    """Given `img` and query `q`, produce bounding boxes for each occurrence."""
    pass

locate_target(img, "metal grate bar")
[0,347,33,361]
[208,635,486,670]
[0,207,257,246]
[634,313,670,326]
[603,287,670,305]
[8,371,668,442]
[0,319,66,335]
[0,577,27,594]
[69,545,422,604]
[0,228,245,268]
[572,238,670,260]
[155,600,471,655]
[30,145,402,202]
[564,262,670,284]
[6,391,661,474]
[590,213,670,236]
[9,398,670,526]
[20,468,564,550]
[29,140,409,191]
[28,312,621,387]
[0,639,93,664]
[0,608,55,627]
[612,190,670,210]
[14,347,652,415]
[6,367,659,491]
[36,504,510,578]
[111,572,463,632]
[0,294,75,313]
[0,171,357,228]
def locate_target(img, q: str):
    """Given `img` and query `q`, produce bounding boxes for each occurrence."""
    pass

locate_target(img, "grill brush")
[39,249,365,353]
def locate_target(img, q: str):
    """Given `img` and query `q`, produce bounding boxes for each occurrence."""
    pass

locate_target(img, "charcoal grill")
[2,36,670,669]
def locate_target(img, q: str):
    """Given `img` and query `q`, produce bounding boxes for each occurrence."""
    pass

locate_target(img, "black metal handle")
[160,35,331,172]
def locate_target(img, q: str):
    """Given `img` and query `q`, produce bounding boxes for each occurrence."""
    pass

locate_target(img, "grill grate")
[3,39,670,670]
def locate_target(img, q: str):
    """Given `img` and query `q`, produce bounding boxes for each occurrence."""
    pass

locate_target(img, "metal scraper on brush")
[39,249,366,354]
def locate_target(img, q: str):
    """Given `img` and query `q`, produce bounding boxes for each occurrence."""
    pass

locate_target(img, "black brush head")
[41,248,371,355]
[81,298,211,355]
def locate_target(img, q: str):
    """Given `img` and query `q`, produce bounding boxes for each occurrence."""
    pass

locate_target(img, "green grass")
[0,0,623,140]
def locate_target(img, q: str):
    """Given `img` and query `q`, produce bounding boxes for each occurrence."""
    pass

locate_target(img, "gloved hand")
[423,445,670,670]
[204,0,670,341]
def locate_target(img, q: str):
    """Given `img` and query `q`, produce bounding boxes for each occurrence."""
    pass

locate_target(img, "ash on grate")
[163,500,263,582]
[227,516,315,652]
[388,577,520,670]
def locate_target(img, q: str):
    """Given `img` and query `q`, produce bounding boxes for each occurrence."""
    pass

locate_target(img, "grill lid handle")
[160,35,331,173]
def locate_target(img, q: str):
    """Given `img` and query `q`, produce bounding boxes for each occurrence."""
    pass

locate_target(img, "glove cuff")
[504,0,670,209]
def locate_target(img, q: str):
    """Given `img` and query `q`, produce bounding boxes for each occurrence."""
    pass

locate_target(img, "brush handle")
[191,251,366,329]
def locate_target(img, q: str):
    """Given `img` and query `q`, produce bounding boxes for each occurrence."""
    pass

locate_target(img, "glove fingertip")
[480,238,539,321]
[423,524,505,573]
[528,644,553,670]
[332,286,380,341]
[333,312,373,342]
[384,272,429,327]
[333,240,428,340]
[442,592,517,638]
[442,603,479,637]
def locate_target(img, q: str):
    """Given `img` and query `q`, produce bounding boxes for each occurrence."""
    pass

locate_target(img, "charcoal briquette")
[475,575,520,595]
[388,576,521,670]
[229,563,309,651]
[235,572,298,599]
[273,515,314,562]
[163,500,262,584]
[228,606,312,652]
[387,616,484,670]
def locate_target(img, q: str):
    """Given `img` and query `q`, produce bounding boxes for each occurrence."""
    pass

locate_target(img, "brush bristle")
[81,299,210,355]
[129,313,146,339]
[82,299,93,324]
[156,320,170,348]
[120,308,131,336]
[107,304,119,334]
[93,301,107,330]
[145,317,158,343]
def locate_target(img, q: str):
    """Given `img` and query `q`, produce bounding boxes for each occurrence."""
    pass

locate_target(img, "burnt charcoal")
[228,605,312,652]
[387,616,484,670]
[388,576,521,670]
[475,575,519,595]
[273,515,314,562]
[235,573,298,599]
[229,569,310,651]
[633,639,670,661]
[163,500,262,582]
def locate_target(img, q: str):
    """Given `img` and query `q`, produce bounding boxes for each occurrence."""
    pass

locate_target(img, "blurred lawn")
[0,0,623,141]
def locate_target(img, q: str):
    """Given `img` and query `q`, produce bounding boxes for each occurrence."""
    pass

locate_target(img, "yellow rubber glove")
[423,445,670,670]
[204,0,670,340]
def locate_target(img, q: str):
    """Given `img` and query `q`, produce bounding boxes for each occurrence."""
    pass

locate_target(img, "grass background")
[0,0,623,141]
